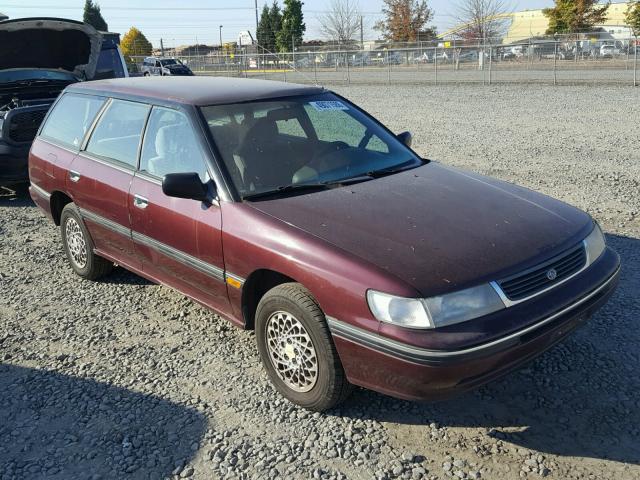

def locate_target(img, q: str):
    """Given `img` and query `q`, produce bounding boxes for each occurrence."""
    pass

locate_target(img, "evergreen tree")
[277,0,305,52]
[542,0,610,35]
[256,4,273,51]
[83,0,109,32]
[269,1,283,52]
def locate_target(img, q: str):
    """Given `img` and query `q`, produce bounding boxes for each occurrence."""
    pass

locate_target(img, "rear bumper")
[330,249,620,401]
[0,141,30,186]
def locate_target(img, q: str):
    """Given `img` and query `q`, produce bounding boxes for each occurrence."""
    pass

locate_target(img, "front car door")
[129,105,231,316]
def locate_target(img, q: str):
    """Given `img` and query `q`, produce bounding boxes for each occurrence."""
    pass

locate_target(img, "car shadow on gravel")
[0,364,207,479]
[0,186,35,207]
[101,266,154,286]
[332,233,639,466]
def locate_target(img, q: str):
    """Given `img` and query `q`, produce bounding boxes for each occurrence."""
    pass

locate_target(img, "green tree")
[270,1,283,50]
[276,0,305,52]
[83,0,108,32]
[374,0,436,42]
[256,4,273,50]
[626,1,640,37]
[120,27,153,62]
[542,0,610,35]
[257,1,282,52]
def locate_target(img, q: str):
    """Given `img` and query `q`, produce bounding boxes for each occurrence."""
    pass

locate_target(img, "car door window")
[85,99,150,168]
[40,93,105,149]
[140,107,208,181]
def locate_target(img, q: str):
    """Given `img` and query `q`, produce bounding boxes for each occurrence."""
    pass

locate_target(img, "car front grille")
[8,109,48,143]
[498,244,587,301]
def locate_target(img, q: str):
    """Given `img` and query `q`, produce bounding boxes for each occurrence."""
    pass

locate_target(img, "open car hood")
[0,18,102,79]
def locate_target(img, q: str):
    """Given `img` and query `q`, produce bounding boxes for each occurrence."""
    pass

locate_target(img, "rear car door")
[67,98,151,270]
[129,105,230,314]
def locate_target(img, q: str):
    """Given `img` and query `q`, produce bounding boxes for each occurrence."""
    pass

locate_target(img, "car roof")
[67,76,325,106]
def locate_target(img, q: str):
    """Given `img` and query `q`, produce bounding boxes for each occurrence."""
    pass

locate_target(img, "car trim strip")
[131,231,225,281]
[31,183,51,200]
[79,207,131,238]
[327,267,618,366]
[77,207,230,282]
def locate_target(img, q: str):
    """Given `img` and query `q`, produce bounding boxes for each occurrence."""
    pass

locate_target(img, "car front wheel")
[60,204,113,280]
[255,283,353,411]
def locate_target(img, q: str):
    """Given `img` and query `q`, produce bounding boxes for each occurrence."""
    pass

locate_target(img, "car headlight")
[584,222,606,265]
[163,68,171,74]
[367,284,505,330]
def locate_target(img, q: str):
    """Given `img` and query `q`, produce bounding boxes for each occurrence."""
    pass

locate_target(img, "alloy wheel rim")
[65,217,88,269]
[265,311,318,393]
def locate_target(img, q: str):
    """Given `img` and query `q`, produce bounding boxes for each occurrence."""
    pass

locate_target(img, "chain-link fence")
[129,34,640,86]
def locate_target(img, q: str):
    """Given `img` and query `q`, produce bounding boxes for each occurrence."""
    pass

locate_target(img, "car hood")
[249,163,593,297]
[0,18,102,79]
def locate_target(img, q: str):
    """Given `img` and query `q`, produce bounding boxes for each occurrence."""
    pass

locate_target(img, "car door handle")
[133,195,149,209]
[69,171,81,182]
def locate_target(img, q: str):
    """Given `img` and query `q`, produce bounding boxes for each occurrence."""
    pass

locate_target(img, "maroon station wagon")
[29,77,620,411]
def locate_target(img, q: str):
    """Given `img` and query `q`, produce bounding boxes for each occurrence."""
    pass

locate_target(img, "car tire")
[255,283,353,411]
[143,72,150,77]
[60,204,113,280]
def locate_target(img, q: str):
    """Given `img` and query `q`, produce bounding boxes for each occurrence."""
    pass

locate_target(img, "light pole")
[219,25,223,68]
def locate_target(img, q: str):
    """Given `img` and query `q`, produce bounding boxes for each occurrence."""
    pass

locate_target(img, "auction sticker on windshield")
[310,101,349,111]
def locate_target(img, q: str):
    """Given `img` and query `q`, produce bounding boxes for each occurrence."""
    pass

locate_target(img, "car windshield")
[201,93,422,199]
[161,59,178,66]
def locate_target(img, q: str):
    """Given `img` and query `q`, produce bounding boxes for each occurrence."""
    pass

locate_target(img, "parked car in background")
[600,44,620,58]
[29,77,619,411]
[0,17,126,188]
[141,57,194,76]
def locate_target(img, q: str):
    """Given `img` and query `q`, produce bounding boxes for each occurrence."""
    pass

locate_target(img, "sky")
[2,0,561,48]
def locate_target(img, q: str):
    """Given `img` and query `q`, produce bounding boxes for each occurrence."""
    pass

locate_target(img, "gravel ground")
[1,84,639,480]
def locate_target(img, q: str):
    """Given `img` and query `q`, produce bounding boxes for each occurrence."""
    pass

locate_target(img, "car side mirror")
[397,131,413,148]
[162,173,210,202]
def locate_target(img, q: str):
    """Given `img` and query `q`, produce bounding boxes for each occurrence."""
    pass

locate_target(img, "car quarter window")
[85,99,150,168]
[40,93,105,149]
[139,106,209,182]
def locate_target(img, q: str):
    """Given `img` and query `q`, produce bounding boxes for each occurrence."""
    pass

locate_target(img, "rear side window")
[40,93,105,149]
[85,99,150,168]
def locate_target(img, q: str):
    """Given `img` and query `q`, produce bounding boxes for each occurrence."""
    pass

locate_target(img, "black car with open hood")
[0,17,116,187]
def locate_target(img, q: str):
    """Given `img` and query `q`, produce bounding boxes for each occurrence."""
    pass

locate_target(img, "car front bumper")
[0,141,30,186]
[330,247,620,401]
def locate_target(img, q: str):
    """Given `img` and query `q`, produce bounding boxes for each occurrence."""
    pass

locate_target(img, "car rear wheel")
[60,204,113,280]
[255,283,353,411]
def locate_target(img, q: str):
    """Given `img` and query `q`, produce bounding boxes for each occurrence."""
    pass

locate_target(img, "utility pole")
[219,25,223,49]
[360,16,363,50]
[160,38,164,56]
[255,0,259,38]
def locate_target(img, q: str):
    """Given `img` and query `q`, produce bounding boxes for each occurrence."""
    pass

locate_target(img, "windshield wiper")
[366,161,422,178]
[242,183,332,201]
